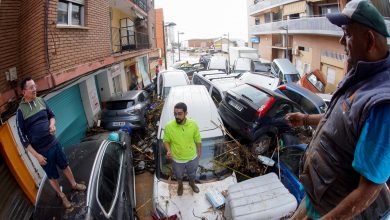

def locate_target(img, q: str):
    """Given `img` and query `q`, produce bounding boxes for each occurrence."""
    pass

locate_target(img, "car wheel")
[251,134,274,155]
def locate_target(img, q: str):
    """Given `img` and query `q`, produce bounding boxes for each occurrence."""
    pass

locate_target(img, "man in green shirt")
[163,102,202,196]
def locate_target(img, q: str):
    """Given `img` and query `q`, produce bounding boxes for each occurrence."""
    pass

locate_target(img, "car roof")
[159,85,223,139]
[273,59,299,75]
[283,83,325,105]
[108,90,143,101]
[161,70,190,86]
[212,79,243,92]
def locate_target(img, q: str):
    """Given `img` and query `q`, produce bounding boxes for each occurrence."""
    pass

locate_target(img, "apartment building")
[0,0,158,214]
[247,0,390,93]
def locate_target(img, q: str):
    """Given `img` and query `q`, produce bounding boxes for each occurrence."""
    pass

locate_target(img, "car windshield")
[163,87,171,99]
[254,62,270,72]
[307,73,325,92]
[106,100,134,110]
[285,74,301,83]
[157,136,231,181]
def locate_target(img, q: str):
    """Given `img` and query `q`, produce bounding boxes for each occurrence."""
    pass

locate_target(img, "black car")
[34,132,136,219]
[218,83,303,154]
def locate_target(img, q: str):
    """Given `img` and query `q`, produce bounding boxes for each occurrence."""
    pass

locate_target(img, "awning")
[283,1,306,16]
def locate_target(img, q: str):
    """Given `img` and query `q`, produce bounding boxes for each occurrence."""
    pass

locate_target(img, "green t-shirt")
[163,118,201,160]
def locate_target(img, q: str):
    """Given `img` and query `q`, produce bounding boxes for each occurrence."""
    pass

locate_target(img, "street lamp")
[163,22,176,69]
[223,33,230,69]
[178,31,184,61]
[279,25,289,60]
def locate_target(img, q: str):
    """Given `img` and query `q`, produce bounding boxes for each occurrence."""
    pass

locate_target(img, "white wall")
[79,77,101,127]
[119,62,127,93]
[96,69,114,102]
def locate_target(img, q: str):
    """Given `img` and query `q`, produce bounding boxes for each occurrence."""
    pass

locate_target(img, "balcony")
[130,0,148,13]
[111,27,149,53]
[249,17,343,36]
[249,0,301,16]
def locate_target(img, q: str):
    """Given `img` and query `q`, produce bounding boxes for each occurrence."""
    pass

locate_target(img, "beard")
[175,117,184,124]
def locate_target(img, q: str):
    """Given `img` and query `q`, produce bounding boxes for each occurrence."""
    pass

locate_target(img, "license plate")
[228,100,243,112]
[113,122,125,126]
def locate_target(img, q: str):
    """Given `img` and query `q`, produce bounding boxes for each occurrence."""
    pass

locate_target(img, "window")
[255,18,260,25]
[97,142,123,214]
[264,13,271,23]
[211,88,222,104]
[57,0,85,26]
[320,4,339,16]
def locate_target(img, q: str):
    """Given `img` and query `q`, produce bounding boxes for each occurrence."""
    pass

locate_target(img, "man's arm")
[163,142,172,159]
[196,143,201,158]
[321,176,383,220]
[26,144,47,166]
[49,117,56,135]
[286,112,322,127]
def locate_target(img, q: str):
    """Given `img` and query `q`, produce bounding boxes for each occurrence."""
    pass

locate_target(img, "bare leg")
[48,178,71,208]
[63,166,86,191]
[62,166,77,187]
[48,178,64,196]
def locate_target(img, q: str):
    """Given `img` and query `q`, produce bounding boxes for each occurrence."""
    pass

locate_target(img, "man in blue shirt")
[287,1,390,219]
[16,77,86,209]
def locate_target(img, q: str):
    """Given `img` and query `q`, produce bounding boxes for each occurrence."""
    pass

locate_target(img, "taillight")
[278,85,287,90]
[256,97,276,117]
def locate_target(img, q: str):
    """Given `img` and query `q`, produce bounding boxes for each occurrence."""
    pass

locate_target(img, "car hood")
[33,137,104,219]
[153,173,237,219]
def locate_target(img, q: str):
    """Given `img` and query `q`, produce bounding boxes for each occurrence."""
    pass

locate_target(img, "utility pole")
[177,31,184,61]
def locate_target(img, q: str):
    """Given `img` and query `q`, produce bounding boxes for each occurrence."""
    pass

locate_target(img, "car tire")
[251,134,274,155]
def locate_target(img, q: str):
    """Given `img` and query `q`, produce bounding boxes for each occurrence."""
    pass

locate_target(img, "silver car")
[101,90,151,130]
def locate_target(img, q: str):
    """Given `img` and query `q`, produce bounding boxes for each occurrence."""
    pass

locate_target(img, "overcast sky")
[155,0,249,41]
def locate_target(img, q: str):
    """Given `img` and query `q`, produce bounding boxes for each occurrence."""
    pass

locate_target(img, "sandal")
[72,183,86,191]
[59,193,72,209]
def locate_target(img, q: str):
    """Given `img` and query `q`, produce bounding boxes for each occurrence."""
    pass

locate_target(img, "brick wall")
[0,0,21,94]
[47,0,111,75]
[19,0,46,81]
[147,0,156,49]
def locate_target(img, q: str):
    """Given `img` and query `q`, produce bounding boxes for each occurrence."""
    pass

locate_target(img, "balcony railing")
[111,27,149,53]
[130,0,147,12]
[249,0,300,16]
[249,17,343,36]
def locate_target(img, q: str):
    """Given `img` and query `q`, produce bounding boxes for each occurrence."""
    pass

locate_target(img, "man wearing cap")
[287,0,390,219]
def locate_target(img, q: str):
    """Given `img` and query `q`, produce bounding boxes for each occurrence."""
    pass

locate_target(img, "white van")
[152,85,237,219]
[157,70,190,99]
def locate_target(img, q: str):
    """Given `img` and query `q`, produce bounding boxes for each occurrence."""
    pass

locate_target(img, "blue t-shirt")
[352,104,390,184]
[306,104,390,218]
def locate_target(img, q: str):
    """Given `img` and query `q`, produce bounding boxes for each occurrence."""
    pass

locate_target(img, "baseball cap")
[326,0,389,37]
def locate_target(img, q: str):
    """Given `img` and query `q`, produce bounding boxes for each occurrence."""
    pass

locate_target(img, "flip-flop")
[72,183,86,191]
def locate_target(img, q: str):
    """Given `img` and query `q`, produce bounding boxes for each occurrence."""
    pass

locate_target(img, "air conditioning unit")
[292,48,300,56]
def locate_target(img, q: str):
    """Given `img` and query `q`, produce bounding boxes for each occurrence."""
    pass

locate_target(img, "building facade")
[0,0,158,210]
[247,0,390,93]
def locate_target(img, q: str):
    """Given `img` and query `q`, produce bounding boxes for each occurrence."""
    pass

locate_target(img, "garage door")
[0,154,33,220]
[47,84,88,148]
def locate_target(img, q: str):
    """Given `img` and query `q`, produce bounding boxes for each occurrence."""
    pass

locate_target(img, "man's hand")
[166,150,172,159]
[49,124,56,135]
[285,112,306,127]
[36,153,47,166]
[197,149,201,159]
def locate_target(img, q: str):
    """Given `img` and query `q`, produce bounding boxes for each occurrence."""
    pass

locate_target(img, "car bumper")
[101,117,145,130]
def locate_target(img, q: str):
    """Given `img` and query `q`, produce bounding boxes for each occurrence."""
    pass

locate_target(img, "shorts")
[41,142,69,179]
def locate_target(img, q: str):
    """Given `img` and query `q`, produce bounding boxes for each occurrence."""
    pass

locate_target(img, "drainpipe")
[44,0,56,88]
